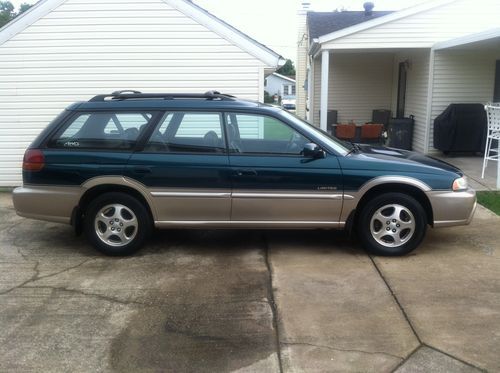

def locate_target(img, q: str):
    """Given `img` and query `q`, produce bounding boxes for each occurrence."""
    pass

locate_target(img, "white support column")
[497,140,500,190]
[320,50,329,131]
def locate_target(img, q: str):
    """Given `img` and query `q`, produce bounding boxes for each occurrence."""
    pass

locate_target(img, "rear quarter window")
[49,112,154,150]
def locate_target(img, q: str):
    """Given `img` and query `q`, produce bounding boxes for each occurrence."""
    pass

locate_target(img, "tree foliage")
[276,59,296,77]
[19,2,32,14]
[0,1,33,28]
[264,90,275,104]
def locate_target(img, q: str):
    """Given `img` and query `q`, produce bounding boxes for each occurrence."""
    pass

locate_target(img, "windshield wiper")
[345,142,361,155]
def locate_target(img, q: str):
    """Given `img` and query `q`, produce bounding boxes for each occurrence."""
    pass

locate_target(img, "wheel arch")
[76,176,157,227]
[354,182,434,228]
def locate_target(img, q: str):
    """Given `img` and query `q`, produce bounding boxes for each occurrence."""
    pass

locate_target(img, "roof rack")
[89,90,237,102]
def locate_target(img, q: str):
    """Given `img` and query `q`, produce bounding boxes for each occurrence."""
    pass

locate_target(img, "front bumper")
[426,188,477,227]
[13,185,81,224]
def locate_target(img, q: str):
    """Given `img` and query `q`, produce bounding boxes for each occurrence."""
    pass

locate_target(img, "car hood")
[349,144,462,175]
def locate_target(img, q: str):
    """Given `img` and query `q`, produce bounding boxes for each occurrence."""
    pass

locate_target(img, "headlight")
[452,177,468,191]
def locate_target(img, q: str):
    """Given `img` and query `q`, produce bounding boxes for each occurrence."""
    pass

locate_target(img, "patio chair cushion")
[361,123,384,141]
[335,124,356,140]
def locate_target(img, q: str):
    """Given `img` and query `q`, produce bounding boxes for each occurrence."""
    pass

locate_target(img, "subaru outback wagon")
[13,91,476,256]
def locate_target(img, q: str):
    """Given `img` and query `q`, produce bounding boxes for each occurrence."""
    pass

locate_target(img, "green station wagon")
[13,91,476,256]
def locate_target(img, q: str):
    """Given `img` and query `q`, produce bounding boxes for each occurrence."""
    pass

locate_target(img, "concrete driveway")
[0,192,499,372]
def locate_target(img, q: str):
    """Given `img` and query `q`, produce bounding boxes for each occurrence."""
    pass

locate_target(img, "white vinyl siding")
[0,0,268,186]
[429,49,499,150]
[392,50,430,153]
[312,53,393,126]
[322,0,500,50]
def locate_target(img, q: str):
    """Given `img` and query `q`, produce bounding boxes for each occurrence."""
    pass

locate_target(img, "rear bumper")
[13,185,81,224]
[426,188,477,227]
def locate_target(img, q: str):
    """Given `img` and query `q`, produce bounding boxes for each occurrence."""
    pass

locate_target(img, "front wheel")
[84,192,151,256]
[358,193,427,256]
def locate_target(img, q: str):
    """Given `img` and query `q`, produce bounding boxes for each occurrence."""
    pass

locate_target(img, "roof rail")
[89,90,237,102]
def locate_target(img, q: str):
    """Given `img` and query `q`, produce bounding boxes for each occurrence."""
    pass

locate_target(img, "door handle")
[235,169,258,177]
[132,166,152,174]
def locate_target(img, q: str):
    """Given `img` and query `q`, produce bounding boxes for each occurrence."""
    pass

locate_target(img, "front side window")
[145,112,225,153]
[226,113,309,155]
[51,112,153,149]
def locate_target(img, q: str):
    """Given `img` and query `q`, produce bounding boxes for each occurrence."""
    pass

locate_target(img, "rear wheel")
[358,193,427,256]
[84,192,151,256]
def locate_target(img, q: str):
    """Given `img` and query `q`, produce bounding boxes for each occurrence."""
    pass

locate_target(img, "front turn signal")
[452,177,467,191]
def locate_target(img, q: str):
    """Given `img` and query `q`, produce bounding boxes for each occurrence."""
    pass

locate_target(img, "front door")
[126,111,231,223]
[225,112,343,225]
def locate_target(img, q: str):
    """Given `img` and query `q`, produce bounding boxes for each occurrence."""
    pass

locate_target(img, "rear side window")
[50,112,153,150]
[145,112,225,153]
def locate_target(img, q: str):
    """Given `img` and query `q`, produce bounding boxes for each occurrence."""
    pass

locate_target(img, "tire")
[358,193,427,256]
[84,192,151,256]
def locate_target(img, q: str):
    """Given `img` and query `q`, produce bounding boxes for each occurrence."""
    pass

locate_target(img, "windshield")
[278,109,350,155]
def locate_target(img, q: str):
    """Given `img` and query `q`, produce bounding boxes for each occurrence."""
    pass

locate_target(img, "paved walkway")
[0,193,498,372]
[434,154,498,191]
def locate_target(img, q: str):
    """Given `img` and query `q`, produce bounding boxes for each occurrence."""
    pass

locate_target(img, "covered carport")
[431,28,500,189]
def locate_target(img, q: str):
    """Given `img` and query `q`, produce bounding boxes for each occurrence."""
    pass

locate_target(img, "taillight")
[23,149,45,172]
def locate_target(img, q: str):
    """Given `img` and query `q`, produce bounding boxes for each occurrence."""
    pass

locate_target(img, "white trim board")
[433,27,500,50]
[0,0,67,45]
[271,72,296,83]
[165,0,284,67]
[317,0,457,44]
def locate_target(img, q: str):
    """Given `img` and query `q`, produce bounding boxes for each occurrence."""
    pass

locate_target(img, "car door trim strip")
[232,192,344,200]
[151,191,231,198]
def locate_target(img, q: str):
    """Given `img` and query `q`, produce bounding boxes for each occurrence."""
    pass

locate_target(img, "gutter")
[309,39,321,59]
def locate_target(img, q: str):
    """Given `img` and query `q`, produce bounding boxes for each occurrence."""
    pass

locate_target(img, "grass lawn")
[476,191,500,216]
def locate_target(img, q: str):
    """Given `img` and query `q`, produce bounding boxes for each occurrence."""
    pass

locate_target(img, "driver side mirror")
[302,143,325,159]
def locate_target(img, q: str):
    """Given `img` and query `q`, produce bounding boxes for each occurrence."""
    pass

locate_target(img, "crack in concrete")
[390,344,422,372]
[262,234,284,373]
[0,258,94,296]
[0,260,40,296]
[16,246,35,263]
[21,285,147,306]
[35,258,96,282]
[282,341,404,361]
[422,343,488,372]
[163,324,229,342]
[368,255,422,344]
[0,220,24,234]
[369,256,487,373]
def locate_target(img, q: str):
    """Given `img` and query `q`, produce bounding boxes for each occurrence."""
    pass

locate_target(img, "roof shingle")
[307,11,393,39]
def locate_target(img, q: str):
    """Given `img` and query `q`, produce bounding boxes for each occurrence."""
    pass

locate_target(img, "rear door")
[225,112,343,224]
[126,111,231,223]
